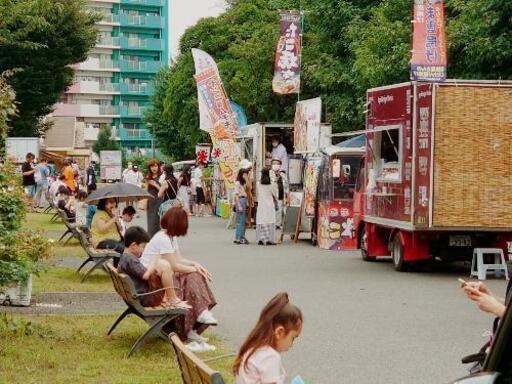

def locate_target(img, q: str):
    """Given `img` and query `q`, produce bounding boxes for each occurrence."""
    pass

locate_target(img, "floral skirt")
[170,271,217,340]
[256,224,275,243]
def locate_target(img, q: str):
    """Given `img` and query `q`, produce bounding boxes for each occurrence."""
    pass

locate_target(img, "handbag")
[158,180,182,216]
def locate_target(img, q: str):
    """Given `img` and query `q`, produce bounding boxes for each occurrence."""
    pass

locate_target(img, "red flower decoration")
[197,149,209,163]
[212,147,222,158]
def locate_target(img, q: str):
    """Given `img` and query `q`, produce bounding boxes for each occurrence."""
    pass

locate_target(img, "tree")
[0,0,99,137]
[0,71,17,160]
[92,127,120,155]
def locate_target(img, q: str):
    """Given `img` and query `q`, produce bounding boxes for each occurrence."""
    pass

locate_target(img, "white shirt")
[236,346,285,384]
[192,167,203,189]
[271,144,288,174]
[256,183,276,225]
[140,231,179,268]
[123,170,143,187]
[49,179,65,205]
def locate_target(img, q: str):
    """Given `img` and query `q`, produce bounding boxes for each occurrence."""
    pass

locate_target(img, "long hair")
[163,164,177,182]
[146,159,161,180]
[260,168,271,185]
[236,169,247,185]
[181,165,192,185]
[233,292,302,375]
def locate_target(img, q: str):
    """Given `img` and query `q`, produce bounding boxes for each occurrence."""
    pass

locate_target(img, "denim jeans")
[235,197,247,241]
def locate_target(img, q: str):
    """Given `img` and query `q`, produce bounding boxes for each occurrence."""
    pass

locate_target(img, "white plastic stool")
[470,248,509,281]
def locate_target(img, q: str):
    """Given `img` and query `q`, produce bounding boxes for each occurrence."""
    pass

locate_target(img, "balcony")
[52,104,120,117]
[72,58,120,72]
[121,0,164,6]
[120,37,164,51]
[67,81,120,94]
[119,127,152,141]
[119,14,164,28]
[98,13,120,25]
[97,37,120,48]
[119,82,154,95]
[120,60,162,73]
[120,105,149,118]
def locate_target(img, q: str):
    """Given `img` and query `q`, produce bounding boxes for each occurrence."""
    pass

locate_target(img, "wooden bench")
[56,208,83,246]
[169,332,226,384]
[105,262,187,357]
[75,227,120,283]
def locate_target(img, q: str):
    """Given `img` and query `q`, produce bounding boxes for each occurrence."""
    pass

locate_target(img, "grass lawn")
[22,212,66,233]
[33,267,113,294]
[0,314,235,384]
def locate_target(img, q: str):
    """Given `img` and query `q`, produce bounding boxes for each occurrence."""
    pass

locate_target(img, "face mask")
[272,164,280,171]
[272,142,278,148]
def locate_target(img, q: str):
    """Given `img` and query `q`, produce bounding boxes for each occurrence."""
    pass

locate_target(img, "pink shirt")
[236,346,286,384]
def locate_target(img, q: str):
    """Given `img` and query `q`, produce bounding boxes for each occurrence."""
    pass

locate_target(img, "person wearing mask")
[269,136,289,174]
[193,162,207,217]
[233,169,249,245]
[270,159,289,229]
[145,159,162,237]
[256,168,278,245]
[122,161,133,183]
[123,164,143,188]
[21,152,36,208]
[86,161,97,194]
[33,158,50,209]
[62,158,76,194]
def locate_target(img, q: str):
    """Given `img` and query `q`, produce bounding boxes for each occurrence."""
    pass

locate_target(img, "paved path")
[178,216,507,384]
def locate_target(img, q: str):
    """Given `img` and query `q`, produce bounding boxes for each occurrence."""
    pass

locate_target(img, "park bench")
[75,226,119,283]
[56,208,83,246]
[169,332,226,384]
[105,262,187,357]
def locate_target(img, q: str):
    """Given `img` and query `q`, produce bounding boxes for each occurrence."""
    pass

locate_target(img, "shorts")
[196,187,205,204]
[24,184,36,198]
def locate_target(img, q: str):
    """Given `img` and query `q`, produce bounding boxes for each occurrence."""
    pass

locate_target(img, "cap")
[239,159,252,169]
[271,158,282,164]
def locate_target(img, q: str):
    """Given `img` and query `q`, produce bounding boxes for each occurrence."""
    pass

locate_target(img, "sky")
[169,0,227,59]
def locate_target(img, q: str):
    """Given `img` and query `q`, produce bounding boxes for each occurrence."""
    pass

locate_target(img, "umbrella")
[85,183,152,204]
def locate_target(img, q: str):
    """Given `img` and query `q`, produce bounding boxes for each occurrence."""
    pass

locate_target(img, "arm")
[157,181,168,198]
[95,210,119,232]
[162,251,196,274]
[22,168,35,176]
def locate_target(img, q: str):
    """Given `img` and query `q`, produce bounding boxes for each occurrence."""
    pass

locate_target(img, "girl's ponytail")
[233,292,302,375]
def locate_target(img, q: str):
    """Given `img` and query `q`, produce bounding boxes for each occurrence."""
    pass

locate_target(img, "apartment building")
[47,0,168,156]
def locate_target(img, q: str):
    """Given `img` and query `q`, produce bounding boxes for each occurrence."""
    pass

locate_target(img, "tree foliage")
[92,127,120,155]
[0,0,99,137]
[149,0,512,159]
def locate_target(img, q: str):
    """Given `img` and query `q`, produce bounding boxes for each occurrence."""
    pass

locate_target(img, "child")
[234,293,303,384]
[119,205,136,237]
[117,226,190,309]
[56,186,76,223]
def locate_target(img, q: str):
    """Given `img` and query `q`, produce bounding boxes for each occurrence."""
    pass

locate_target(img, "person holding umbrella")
[91,198,125,254]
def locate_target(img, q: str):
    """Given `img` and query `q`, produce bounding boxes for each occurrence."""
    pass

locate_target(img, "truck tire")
[360,225,375,261]
[392,234,406,271]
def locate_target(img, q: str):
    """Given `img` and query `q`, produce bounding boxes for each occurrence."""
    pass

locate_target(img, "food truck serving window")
[372,125,402,183]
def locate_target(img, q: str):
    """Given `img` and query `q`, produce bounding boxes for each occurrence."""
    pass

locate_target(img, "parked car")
[452,301,512,383]
[172,160,195,179]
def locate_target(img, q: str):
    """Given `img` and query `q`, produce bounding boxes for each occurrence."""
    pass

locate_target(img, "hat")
[271,158,282,164]
[133,165,138,170]
[239,159,252,170]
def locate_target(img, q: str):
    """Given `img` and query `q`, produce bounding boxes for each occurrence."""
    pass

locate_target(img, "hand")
[465,288,506,318]
[142,268,153,280]
[463,281,492,296]
[194,263,212,281]
[111,207,119,217]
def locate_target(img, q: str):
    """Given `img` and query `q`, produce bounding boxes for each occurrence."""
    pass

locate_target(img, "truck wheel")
[392,234,406,271]
[360,226,375,261]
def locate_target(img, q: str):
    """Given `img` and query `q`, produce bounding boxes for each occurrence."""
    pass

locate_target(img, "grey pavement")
[177,216,507,384]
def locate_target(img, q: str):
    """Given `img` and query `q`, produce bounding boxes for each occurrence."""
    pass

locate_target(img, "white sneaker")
[186,341,216,353]
[187,330,209,343]
[196,310,218,325]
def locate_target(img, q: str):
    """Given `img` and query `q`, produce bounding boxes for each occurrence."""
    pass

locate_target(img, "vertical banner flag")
[411,0,447,82]
[293,97,322,154]
[192,49,240,189]
[272,11,302,95]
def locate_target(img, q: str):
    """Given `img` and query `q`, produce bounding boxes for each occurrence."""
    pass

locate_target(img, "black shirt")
[21,162,35,186]
[162,179,178,202]
[58,199,76,223]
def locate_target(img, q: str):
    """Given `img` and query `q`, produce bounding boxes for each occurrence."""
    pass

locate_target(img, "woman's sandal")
[164,299,192,310]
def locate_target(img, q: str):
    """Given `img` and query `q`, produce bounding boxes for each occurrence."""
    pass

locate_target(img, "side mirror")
[452,372,501,384]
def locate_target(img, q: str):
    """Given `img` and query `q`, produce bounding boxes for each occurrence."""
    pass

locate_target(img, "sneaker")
[197,310,219,325]
[240,238,250,245]
[258,241,264,245]
[187,330,209,343]
[186,341,216,353]
[233,240,241,245]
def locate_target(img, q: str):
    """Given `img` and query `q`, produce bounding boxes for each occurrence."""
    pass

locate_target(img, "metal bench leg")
[50,212,60,222]
[76,256,93,273]
[58,229,72,242]
[63,232,79,246]
[108,308,134,336]
[128,316,170,357]
[80,260,107,283]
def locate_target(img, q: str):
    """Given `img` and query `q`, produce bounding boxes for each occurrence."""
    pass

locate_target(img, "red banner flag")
[272,11,302,95]
[411,0,447,82]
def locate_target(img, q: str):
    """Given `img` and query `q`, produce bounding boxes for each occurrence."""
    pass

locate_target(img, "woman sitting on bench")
[90,198,125,254]
[141,207,218,353]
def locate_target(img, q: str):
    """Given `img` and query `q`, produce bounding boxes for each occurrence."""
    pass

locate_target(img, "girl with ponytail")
[234,292,303,384]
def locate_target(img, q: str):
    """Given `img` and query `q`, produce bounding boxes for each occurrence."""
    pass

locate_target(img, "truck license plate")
[449,235,471,247]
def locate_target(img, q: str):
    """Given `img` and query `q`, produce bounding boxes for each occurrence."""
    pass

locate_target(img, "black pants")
[97,239,125,254]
